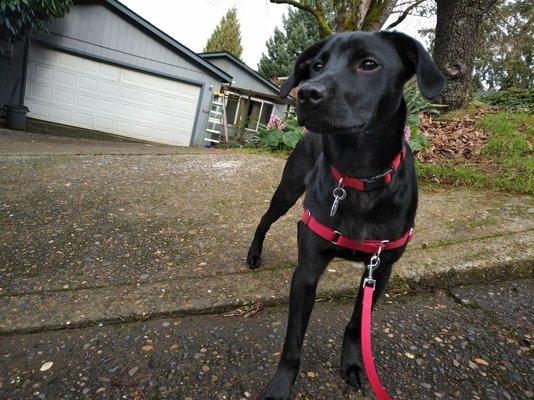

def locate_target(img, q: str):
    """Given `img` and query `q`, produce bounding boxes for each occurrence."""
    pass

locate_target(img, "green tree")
[474,0,533,90]
[204,8,243,59]
[0,0,73,43]
[258,8,320,78]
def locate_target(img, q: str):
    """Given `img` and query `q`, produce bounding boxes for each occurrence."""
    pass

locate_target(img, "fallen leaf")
[40,361,53,372]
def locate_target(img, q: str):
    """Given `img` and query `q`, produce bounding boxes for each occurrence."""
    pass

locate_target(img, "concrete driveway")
[1,127,533,333]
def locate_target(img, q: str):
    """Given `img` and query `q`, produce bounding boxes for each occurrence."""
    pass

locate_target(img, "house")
[200,52,291,142]
[0,0,290,147]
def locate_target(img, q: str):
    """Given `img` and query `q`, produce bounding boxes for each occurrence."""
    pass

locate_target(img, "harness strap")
[362,284,393,400]
[301,209,414,253]
[330,146,407,191]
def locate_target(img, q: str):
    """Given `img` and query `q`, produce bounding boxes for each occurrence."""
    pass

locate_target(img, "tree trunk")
[434,0,498,109]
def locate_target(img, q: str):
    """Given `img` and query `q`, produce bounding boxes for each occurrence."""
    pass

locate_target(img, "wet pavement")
[0,279,532,400]
[1,129,533,333]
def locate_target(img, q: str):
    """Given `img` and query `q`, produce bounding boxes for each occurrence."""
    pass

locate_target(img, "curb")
[1,230,533,335]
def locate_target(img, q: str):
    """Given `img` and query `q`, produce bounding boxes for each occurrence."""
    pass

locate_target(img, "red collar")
[330,145,407,191]
[301,209,414,254]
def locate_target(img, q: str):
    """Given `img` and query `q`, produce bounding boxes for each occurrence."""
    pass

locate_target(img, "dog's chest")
[303,154,407,241]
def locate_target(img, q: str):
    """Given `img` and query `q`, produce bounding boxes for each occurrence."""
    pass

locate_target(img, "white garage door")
[25,45,201,146]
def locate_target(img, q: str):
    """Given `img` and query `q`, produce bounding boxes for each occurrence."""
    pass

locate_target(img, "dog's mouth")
[301,119,366,135]
[297,109,368,134]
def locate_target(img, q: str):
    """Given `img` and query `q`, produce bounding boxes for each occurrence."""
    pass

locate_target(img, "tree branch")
[386,0,425,29]
[269,0,333,37]
[270,0,314,13]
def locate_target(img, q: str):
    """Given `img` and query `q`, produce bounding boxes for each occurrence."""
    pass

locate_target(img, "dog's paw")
[260,367,295,400]
[341,363,368,395]
[246,250,262,269]
[260,385,291,400]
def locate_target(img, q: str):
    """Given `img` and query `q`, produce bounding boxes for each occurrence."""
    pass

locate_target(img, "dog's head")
[280,31,445,134]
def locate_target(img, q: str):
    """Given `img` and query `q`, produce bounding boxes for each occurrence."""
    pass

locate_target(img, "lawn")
[417,109,533,195]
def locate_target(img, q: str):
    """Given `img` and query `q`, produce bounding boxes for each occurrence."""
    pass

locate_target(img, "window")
[225,94,240,125]
[246,100,262,130]
[223,91,276,132]
[260,104,274,125]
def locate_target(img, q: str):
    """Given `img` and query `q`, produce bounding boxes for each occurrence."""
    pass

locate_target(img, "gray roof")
[199,51,281,94]
[102,0,233,83]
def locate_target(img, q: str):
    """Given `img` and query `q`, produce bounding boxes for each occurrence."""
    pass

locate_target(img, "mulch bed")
[416,108,493,166]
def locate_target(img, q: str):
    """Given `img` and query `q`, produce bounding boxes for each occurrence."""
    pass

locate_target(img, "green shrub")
[257,115,304,151]
[403,79,444,151]
[479,88,534,112]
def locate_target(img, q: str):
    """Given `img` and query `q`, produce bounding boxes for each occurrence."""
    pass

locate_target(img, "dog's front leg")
[341,255,394,393]
[247,179,305,269]
[261,225,332,400]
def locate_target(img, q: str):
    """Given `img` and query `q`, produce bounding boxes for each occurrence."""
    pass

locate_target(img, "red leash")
[362,251,394,400]
[301,210,415,399]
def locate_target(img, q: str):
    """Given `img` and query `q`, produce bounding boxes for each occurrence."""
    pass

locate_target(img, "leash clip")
[363,241,388,289]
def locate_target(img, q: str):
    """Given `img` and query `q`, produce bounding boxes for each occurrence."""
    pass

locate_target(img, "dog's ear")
[280,38,329,98]
[379,31,446,100]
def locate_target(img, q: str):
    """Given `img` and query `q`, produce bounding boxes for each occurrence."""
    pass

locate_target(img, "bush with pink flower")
[258,115,304,151]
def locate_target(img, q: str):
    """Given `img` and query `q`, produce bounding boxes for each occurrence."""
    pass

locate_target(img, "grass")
[417,110,533,195]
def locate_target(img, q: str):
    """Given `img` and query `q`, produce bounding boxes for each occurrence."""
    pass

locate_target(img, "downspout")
[18,39,30,106]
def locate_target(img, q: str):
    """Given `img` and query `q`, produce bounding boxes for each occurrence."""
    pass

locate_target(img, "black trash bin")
[6,104,29,130]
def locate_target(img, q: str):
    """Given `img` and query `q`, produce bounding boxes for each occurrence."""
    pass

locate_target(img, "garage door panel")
[119,85,138,102]
[54,88,75,106]
[74,112,94,128]
[56,69,77,86]
[34,64,55,82]
[97,99,116,114]
[100,80,119,96]
[138,89,157,104]
[77,94,96,109]
[26,45,200,146]
[137,108,154,122]
[117,103,135,118]
[78,76,98,92]
[100,63,121,79]
[52,106,73,123]
[29,83,52,101]
[29,102,51,119]
[56,51,79,68]
[94,116,114,130]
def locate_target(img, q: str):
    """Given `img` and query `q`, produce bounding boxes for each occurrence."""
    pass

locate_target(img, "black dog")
[247,31,445,400]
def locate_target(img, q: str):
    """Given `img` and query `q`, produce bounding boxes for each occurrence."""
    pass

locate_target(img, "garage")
[25,45,201,146]
[0,0,232,146]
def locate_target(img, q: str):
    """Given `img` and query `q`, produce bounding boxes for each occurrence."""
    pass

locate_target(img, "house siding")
[207,58,279,97]
[1,3,225,146]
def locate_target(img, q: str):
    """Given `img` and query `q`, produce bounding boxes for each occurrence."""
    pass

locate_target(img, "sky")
[120,0,434,69]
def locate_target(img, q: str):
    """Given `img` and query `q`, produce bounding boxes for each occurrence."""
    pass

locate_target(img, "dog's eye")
[311,61,323,73]
[360,59,379,71]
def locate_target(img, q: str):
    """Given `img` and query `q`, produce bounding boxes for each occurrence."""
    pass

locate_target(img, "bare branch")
[386,0,425,29]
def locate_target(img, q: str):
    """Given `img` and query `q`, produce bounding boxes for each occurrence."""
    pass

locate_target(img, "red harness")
[301,145,413,400]
[301,209,414,254]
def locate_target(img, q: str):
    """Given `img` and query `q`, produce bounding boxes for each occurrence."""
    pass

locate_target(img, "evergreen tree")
[204,8,243,59]
[258,8,320,78]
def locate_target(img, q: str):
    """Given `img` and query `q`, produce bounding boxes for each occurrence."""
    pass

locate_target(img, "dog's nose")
[298,84,326,106]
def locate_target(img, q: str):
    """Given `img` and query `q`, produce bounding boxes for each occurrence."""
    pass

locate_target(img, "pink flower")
[403,125,411,142]
[267,114,286,131]
[267,114,279,130]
